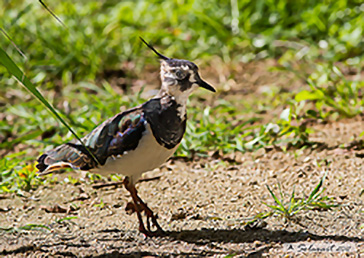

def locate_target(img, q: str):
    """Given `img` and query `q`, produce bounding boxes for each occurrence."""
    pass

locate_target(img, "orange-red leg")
[123,177,165,236]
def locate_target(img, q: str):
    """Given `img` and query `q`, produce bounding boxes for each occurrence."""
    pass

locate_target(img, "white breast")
[90,122,178,183]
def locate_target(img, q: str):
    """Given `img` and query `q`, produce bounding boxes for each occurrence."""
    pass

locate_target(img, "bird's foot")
[127,201,166,236]
[139,226,166,237]
[123,177,166,237]
[143,206,165,235]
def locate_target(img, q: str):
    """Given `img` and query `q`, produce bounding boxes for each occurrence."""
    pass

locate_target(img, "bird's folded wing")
[36,107,146,174]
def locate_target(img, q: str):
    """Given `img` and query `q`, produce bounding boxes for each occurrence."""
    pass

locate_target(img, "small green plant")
[93,198,105,209]
[0,153,43,193]
[295,64,364,120]
[86,172,104,183]
[63,175,82,185]
[178,102,261,156]
[245,105,312,151]
[262,171,338,219]
[0,223,50,233]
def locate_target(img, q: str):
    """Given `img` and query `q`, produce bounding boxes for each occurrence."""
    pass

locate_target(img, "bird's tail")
[36,143,97,176]
[36,153,74,176]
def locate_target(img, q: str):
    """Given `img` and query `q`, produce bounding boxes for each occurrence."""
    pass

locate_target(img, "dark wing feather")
[36,107,146,174]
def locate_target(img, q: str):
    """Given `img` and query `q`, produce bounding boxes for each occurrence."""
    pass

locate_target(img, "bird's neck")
[156,88,188,119]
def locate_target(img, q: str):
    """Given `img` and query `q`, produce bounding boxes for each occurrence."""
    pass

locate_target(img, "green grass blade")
[38,0,67,28]
[0,28,27,59]
[56,216,78,223]
[307,171,327,203]
[0,227,15,232]
[18,223,51,231]
[0,47,99,165]
[278,182,284,201]
[262,202,285,213]
[265,185,286,212]
[287,185,295,213]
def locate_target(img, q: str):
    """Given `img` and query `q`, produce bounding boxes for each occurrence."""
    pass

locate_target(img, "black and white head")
[140,38,215,102]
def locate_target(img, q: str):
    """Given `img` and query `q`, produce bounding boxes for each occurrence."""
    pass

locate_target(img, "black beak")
[197,79,216,92]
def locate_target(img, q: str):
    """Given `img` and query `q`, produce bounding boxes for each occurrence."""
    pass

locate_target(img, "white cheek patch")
[164,73,175,78]
[188,73,197,83]
[162,68,176,79]
[181,65,189,70]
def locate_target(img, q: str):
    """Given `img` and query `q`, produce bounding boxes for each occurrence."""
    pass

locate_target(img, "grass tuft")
[262,171,339,219]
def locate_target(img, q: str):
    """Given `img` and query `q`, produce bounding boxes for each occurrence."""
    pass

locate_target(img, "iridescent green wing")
[84,108,146,164]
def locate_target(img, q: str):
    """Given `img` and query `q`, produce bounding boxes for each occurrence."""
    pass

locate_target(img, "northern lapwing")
[36,38,216,236]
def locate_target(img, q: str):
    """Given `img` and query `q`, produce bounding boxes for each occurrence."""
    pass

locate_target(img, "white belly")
[90,123,178,183]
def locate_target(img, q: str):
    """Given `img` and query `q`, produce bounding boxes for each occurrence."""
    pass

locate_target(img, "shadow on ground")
[167,227,364,244]
[4,227,360,257]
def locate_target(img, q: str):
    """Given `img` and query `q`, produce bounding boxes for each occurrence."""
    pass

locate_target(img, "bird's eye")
[175,70,185,79]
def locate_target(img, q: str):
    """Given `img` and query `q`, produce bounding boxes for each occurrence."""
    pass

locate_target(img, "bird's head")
[140,38,215,102]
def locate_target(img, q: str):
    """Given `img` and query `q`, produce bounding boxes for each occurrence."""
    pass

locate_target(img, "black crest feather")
[140,37,170,60]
